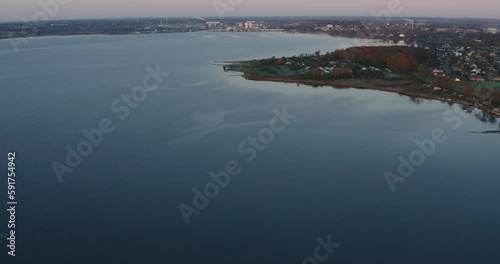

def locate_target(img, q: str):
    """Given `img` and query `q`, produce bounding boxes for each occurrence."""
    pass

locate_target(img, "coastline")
[239,73,500,117]
[0,29,383,43]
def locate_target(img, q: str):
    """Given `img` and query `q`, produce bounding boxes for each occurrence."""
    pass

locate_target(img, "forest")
[331,46,429,73]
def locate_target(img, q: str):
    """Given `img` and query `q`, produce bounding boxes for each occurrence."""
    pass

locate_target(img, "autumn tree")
[252,60,262,69]
[398,57,411,72]
[331,67,354,79]
[478,87,492,100]
[463,87,476,97]
[492,90,500,104]
[417,64,432,77]
[434,76,448,88]
[386,55,399,71]
[334,46,428,72]
[311,68,322,79]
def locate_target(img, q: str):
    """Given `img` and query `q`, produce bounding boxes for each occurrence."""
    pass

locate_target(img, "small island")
[224,46,500,117]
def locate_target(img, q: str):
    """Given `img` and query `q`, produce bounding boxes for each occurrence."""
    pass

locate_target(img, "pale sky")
[1,0,499,22]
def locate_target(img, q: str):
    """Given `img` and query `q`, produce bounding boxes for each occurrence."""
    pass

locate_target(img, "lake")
[1,32,499,263]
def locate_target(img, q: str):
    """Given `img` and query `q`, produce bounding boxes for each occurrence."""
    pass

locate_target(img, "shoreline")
[0,31,194,41]
[0,30,382,43]
[240,74,500,117]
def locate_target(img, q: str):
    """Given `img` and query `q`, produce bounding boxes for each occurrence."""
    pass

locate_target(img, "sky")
[1,0,499,22]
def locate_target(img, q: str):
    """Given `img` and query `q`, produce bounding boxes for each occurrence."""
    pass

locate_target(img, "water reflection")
[409,96,424,104]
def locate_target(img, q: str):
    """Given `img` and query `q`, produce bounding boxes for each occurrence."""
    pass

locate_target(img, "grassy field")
[454,82,500,91]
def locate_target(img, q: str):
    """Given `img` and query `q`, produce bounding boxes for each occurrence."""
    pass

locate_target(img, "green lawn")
[454,82,500,91]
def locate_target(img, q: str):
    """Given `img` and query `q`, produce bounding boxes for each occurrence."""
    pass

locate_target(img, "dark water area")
[1,32,499,263]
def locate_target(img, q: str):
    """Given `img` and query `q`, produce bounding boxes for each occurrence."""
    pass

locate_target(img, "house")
[470,75,485,82]
[470,69,481,75]
[433,68,444,75]
[434,87,443,91]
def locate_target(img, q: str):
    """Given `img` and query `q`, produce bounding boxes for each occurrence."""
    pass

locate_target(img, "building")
[486,28,498,34]
[244,21,258,30]
[207,22,221,27]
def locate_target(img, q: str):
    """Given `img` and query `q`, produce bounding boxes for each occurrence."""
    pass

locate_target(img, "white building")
[207,22,221,27]
[486,28,498,34]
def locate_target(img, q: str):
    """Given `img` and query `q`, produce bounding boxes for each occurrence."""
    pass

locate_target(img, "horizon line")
[2,15,500,24]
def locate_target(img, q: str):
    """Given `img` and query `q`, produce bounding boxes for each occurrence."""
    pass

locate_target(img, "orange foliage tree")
[492,90,500,103]
[463,87,476,97]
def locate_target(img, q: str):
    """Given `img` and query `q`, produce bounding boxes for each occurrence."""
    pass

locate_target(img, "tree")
[478,87,492,100]
[417,64,432,77]
[398,57,411,72]
[289,61,301,71]
[251,60,262,69]
[386,54,401,72]
[311,68,322,79]
[492,90,500,104]
[463,87,475,97]
[331,67,354,79]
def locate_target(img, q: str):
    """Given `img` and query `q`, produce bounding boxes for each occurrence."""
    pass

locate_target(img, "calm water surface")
[0,32,499,263]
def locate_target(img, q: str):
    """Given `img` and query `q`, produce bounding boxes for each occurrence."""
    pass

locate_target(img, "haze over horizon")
[1,0,500,23]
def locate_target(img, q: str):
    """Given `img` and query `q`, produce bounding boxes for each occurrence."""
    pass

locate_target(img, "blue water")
[1,32,499,264]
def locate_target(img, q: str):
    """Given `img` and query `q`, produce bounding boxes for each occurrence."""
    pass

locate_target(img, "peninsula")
[224,46,500,117]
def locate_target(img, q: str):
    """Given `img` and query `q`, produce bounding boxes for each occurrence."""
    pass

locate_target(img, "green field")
[454,82,500,91]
